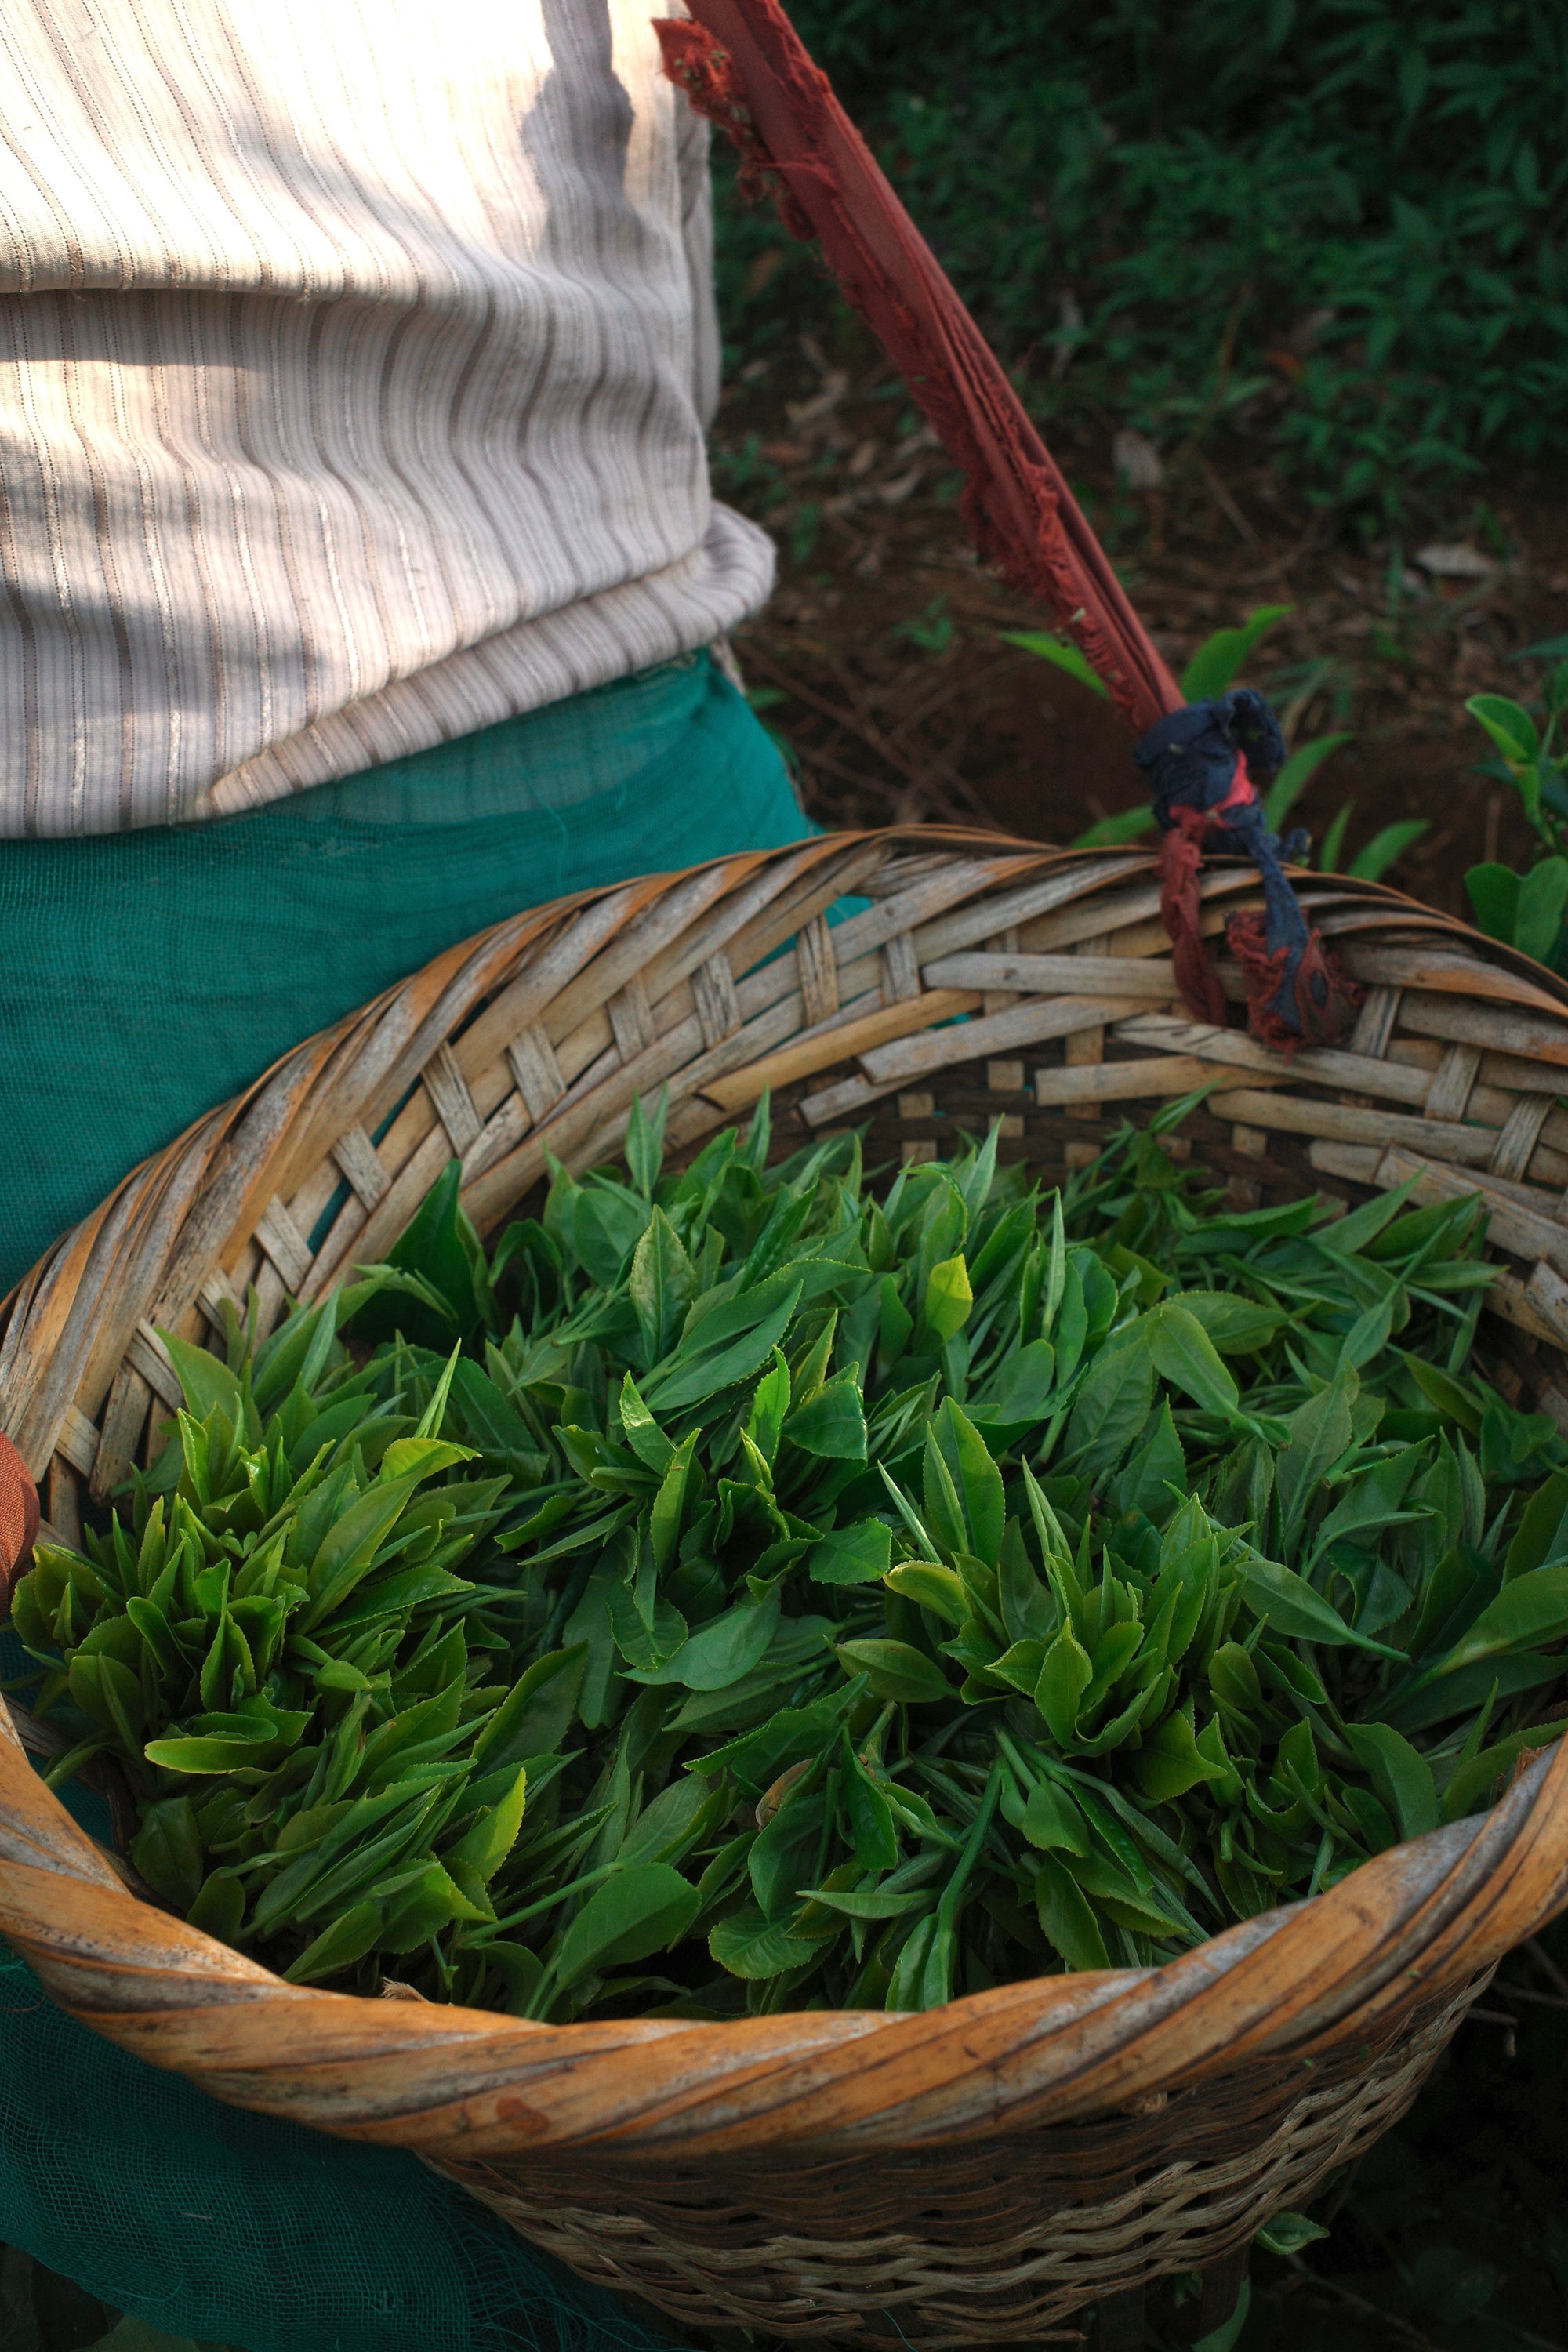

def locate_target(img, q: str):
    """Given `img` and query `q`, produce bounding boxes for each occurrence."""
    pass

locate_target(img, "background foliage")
[713,0,1568,523]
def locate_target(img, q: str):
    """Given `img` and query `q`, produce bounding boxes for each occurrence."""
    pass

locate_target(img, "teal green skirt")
[1,648,806,2352]
[0,651,807,1290]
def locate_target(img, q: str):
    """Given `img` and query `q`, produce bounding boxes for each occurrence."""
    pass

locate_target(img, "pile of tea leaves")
[13,1099,1568,2020]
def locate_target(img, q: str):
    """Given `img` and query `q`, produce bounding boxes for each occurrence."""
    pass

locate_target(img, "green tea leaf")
[709,1905,821,1979]
[1275,1368,1357,1544]
[283,1900,385,1984]
[1439,1718,1567,1821]
[630,1210,695,1370]
[1135,1708,1229,1804]
[156,1331,246,1432]
[1020,1778,1091,1857]
[1432,1561,1568,1678]
[844,1752,900,1871]
[187,1868,246,1943]
[646,1278,802,1411]
[810,1518,892,1585]
[1241,1556,1407,1657]
[625,1090,666,1202]
[981,1339,1057,1425]
[922,1254,973,1346]
[129,1797,205,1910]
[1035,1623,1093,1744]
[551,1864,702,1990]
[746,1348,793,1468]
[1345,1723,1437,1842]
[634,1588,782,1690]
[1149,1303,1239,1417]
[1504,1467,1568,1582]
[885,1562,968,1625]
[1065,1328,1155,1475]
[785,1374,868,1461]
[1034,1853,1111,1971]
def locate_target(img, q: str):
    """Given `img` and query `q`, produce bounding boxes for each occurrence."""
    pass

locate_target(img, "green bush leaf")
[1000,630,1109,699]
[1180,605,1290,702]
[1347,818,1428,883]
[1514,856,1568,965]
[1254,2207,1330,2257]
[1466,692,1541,768]
[1071,805,1156,848]
[1465,862,1522,944]
[1261,732,1352,831]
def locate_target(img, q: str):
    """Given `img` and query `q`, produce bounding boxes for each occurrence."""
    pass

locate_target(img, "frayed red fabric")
[1226,909,1362,1053]
[0,1428,38,1613]
[655,20,815,229]
[1159,815,1228,1026]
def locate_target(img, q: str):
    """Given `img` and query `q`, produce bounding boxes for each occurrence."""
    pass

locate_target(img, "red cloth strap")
[655,4,1182,736]
[1159,813,1229,1028]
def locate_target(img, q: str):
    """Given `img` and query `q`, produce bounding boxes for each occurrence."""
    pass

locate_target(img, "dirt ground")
[718,328,1568,917]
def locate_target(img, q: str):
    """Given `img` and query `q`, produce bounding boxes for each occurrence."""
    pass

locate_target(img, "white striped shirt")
[0,0,775,834]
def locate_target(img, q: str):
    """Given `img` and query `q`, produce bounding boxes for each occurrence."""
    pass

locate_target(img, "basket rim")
[0,1695,1560,2163]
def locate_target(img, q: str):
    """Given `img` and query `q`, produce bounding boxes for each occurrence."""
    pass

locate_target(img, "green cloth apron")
[0,651,807,2352]
[0,649,807,1292]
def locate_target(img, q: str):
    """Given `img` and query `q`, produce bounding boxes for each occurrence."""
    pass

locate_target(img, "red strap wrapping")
[1226,911,1361,1054]
[662,2,1356,1051]
[1160,814,1229,1029]
[0,1430,39,1615]
[655,5,1181,735]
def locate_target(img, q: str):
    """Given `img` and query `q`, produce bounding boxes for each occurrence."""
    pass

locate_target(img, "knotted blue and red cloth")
[1134,690,1359,1048]
[660,0,1359,1050]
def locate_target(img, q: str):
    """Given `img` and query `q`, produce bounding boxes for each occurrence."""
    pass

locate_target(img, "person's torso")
[0,0,770,832]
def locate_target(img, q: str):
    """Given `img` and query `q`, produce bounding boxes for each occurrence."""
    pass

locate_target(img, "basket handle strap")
[654,0,1181,737]
[657,3,1361,1047]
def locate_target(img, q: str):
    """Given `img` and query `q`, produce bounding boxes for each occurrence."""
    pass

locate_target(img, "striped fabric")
[0,0,775,836]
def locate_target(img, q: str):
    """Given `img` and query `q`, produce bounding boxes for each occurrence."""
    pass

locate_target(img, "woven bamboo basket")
[5,826,1568,2350]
